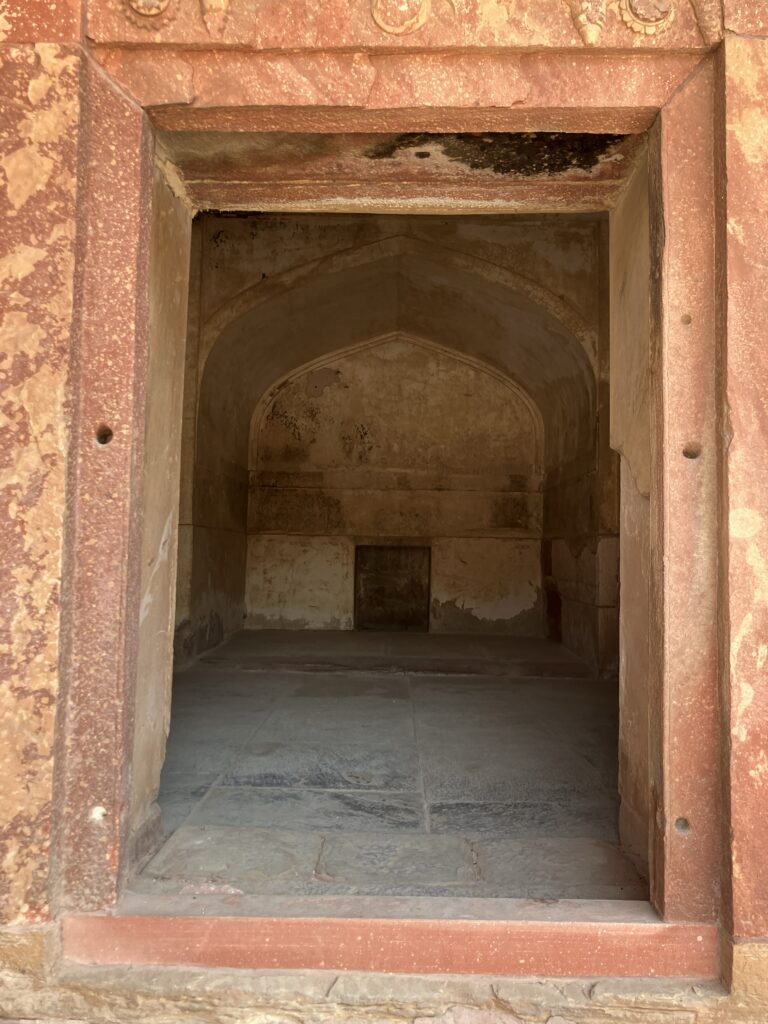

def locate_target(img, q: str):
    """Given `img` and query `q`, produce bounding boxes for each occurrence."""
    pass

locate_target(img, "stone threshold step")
[199,657,592,677]
[63,897,718,978]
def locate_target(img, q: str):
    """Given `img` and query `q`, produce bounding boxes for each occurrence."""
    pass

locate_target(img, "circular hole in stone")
[681,313,693,325]
[95,424,114,446]
[675,817,691,834]
[683,443,701,460]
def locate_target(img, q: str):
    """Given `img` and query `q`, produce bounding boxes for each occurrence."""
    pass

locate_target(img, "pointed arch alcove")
[246,332,546,633]
[177,227,604,660]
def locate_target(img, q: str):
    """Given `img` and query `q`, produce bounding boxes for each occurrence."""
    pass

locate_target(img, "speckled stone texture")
[86,0,708,51]
[723,32,768,943]
[101,50,704,135]
[652,55,721,925]
[3,0,768,1019]
[0,41,80,926]
[53,58,154,915]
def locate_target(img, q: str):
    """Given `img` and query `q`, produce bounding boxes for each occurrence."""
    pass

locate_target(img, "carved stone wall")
[91,0,714,50]
[8,0,768,1018]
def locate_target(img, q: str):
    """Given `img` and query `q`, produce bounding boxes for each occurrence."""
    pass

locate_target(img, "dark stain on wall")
[174,610,224,664]
[304,367,342,397]
[267,405,303,440]
[355,545,431,632]
[251,489,344,533]
[340,423,376,463]
[492,493,538,531]
[365,133,625,176]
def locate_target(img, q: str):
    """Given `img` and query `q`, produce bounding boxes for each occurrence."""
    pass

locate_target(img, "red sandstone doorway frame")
[54,44,722,969]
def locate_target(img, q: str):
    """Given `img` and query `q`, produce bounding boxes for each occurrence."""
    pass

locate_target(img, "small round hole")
[681,314,693,325]
[675,817,691,834]
[682,444,701,460]
[95,425,114,446]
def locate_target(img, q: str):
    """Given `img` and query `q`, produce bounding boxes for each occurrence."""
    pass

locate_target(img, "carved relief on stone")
[370,0,458,35]
[371,0,433,34]
[563,0,675,44]
[616,0,674,35]
[201,0,229,34]
[563,0,607,45]
[122,0,177,28]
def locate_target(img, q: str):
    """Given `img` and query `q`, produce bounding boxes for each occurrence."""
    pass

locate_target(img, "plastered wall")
[247,536,355,630]
[246,337,544,633]
[176,214,615,659]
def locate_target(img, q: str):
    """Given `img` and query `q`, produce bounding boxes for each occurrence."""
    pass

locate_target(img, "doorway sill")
[62,896,718,978]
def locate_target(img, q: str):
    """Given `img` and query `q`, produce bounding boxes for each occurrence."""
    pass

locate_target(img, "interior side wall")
[542,217,619,673]
[131,166,191,847]
[595,217,621,676]
[609,150,652,876]
[543,454,599,661]
[174,217,248,662]
[174,219,201,659]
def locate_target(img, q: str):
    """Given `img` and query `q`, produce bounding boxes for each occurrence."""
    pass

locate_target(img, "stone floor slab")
[144,826,322,885]
[420,746,614,803]
[187,786,425,833]
[317,833,476,887]
[223,740,419,792]
[143,632,642,900]
[429,798,619,839]
[474,836,644,889]
[263,699,416,747]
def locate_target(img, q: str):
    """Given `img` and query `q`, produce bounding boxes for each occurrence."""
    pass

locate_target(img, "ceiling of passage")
[160,131,645,212]
[198,245,595,473]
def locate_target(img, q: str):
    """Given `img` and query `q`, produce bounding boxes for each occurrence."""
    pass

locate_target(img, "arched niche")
[249,332,544,479]
[183,239,596,650]
[245,333,547,635]
[196,244,594,508]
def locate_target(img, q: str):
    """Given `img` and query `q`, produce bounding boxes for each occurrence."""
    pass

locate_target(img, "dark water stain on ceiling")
[365,133,626,176]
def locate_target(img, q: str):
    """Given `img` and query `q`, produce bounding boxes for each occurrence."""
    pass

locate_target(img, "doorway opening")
[128,136,655,909]
[355,545,431,632]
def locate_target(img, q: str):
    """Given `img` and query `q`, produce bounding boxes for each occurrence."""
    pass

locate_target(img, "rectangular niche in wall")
[354,545,430,632]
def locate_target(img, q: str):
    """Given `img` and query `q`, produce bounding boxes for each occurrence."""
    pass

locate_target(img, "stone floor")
[137,631,647,901]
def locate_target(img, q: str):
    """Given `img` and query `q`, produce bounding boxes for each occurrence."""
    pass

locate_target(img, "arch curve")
[248,331,546,481]
[197,241,596,488]
[180,216,608,662]
[201,234,597,378]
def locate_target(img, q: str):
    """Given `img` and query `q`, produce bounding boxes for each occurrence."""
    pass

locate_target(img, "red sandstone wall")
[0,38,81,925]
[1,0,768,990]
